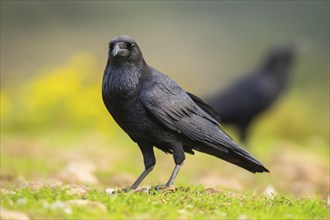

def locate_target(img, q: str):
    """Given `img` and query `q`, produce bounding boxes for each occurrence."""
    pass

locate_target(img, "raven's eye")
[126,43,134,51]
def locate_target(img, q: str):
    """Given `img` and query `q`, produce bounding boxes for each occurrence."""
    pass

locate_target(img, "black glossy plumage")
[102,35,269,190]
[207,46,295,142]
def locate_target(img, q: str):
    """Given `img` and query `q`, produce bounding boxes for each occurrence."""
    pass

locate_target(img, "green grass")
[1,132,329,219]
[1,184,328,219]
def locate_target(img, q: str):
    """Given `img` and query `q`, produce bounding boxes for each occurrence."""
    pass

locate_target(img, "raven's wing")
[186,92,221,122]
[140,73,268,173]
[140,73,236,153]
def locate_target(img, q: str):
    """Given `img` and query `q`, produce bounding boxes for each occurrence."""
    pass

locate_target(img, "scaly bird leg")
[153,143,185,191]
[129,142,156,190]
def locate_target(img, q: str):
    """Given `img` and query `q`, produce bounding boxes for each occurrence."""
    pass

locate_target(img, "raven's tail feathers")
[197,145,269,173]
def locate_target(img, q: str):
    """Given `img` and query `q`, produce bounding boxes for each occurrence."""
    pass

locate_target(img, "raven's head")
[108,35,144,65]
[263,46,296,73]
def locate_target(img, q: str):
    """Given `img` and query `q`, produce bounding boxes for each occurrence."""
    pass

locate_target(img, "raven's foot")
[138,185,177,194]
[106,187,133,195]
[106,185,177,195]
[154,184,168,190]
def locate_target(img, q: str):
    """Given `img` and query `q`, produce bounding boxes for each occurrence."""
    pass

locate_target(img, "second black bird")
[207,46,296,142]
[102,35,269,191]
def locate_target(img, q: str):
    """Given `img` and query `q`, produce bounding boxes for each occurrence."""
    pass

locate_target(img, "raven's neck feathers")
[103,61,147,99]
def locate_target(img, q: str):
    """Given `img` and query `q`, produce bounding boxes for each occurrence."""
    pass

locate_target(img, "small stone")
[106,188,115,195]
[264,185,277,197]
[56,161,98,184]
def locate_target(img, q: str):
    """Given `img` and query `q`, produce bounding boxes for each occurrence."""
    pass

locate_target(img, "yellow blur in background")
[2,53,110,134]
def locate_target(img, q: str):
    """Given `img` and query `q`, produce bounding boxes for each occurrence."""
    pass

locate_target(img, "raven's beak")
[112,44,123,57]
[112,43,130,57]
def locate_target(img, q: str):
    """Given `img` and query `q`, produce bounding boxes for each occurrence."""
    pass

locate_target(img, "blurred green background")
[1,1,329,197]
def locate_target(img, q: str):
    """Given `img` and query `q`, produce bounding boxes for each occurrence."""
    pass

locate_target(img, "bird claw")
[154,184,167,190]
[131,185,168,194]
[135,186,151,193]
[106,184,179,195]
[106,187,133,195]
[147,184,178,194]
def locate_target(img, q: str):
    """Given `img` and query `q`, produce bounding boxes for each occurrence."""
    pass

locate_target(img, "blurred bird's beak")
[112,44,123,57]
[112,43,131,57]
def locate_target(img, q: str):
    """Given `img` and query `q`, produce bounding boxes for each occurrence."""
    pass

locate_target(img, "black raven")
[207,46,296,142]
[102,35,269,190]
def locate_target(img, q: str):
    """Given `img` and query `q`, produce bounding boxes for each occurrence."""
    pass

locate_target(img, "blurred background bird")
[206,45,296,143]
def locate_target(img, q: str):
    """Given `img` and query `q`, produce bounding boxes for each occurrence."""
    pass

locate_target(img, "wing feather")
[140,75,235,153]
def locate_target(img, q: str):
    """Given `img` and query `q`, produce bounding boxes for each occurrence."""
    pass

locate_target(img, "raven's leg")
[153,144,185,191]
[238,120,250,143]
[166,143,185,186]
[129,142,156,190]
